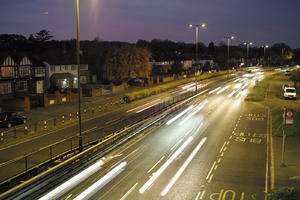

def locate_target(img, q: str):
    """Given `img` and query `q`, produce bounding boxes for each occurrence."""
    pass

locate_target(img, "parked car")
[284,87,297,100]
[0,112,27,128]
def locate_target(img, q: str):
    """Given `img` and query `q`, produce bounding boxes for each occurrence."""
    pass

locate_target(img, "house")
[44,64,91,90]
[0,54,46,99]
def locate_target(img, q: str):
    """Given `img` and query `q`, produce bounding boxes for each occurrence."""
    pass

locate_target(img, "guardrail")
[0,98,123,144]
[0,89,199,200]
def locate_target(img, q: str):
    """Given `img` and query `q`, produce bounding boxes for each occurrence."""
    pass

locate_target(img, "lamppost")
[188,23,206,93]
[262,45,269,66]
[75,0,83,151]
[225,36,234,78]
[243,42,252,68]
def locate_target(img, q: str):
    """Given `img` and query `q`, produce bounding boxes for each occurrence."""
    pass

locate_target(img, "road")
[0,74,233,182]
[39,72,269,200]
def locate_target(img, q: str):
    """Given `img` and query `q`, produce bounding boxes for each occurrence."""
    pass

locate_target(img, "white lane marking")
[120,183,138,200]
[270,113,275,189]
[219,141,227,153]
[217,158,221,163]
[171,138,183,151]
[105,118,120,125]
[147,156,165,173]
[206,161,216,180]
[161,137,207,196]
[74,162,127,200]
[139,136,193,194]
[82,126,97,133]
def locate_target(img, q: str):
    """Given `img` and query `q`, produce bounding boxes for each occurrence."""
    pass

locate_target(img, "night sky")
[1,0,300,48]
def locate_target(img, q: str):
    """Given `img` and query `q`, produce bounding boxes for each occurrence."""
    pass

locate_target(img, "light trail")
[227,90,237,98]
[74,162,127,200]
[161,137,207,196]
[38,159,105,200]
[126,99,161,113]
[208,87,222,94]
[139,136,193,194]
[179,101,208,126]
[216,86,229,94]
[166,105,195,125]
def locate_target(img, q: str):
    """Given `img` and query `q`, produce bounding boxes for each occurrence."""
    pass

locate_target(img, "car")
[284,87,297,100]
[0,112,27,128]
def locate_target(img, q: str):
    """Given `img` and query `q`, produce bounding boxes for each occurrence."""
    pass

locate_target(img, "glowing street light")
[188,23,206,93]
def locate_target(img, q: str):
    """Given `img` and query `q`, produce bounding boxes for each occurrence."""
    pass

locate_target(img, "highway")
[0,75,232,183]
[38,71,269,200]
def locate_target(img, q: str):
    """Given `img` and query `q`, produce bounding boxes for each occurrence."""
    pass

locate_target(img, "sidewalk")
[273,137,300,188]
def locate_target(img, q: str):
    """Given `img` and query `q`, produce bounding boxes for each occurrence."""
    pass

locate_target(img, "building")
[0,54,45,99]
[45,64,91,90]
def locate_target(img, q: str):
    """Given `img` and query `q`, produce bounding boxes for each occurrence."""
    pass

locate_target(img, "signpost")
[281,107,294,167]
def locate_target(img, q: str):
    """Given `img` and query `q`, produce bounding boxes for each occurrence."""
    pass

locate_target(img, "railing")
[0,97,123,144]
[0,89,199,200]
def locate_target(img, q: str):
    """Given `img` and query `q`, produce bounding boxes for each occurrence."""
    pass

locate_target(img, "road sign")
[283,109,294,124]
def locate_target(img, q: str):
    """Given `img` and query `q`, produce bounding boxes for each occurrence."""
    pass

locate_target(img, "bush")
[122,71,229,102]
[269,187,300,200]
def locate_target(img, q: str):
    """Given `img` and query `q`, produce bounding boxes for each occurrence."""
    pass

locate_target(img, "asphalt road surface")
[0,75,232,182]
[38,72,269,200]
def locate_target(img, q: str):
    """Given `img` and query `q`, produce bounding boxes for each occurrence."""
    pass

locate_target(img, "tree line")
[1,30,299,83]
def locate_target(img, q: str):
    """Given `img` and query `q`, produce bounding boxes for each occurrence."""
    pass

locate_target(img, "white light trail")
[166,105,195,125]
[234,83,243,89]
[139,136,193,194]
[208,87,222,94]
[126,99,161,113]
[136,102,161,113]
[179,101,207,126]
[161,137,207,196]
[235,90,243,98]
[216,86,229,94]
[74,162,127,200]
[227,90,237,98]
[38,159,105,200]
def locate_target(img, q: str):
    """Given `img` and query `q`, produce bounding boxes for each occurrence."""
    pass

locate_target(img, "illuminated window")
[1,67,14,77]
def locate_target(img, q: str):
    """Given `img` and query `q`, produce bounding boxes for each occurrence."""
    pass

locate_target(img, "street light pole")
[75,0,83,152]
[189,23,206,93]
[226,36,234,79]
[262,45,269,66]
[244,42,252,68]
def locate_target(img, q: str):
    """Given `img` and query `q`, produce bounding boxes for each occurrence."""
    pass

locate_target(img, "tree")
[103,45,152,81]
[269,187,300,200]
[208,42,215,57]
[34,29,53,42]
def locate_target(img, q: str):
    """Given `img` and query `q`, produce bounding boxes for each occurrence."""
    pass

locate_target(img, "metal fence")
[0,89,197,184]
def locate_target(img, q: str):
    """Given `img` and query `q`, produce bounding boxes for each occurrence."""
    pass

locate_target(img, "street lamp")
[243,42,252,68]
[225,36,234,78]
[262,45,269,66]
[75,0,83,151]
[188,23,206,93]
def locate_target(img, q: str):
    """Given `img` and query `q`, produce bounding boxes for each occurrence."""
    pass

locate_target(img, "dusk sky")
[1,0,300,48]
